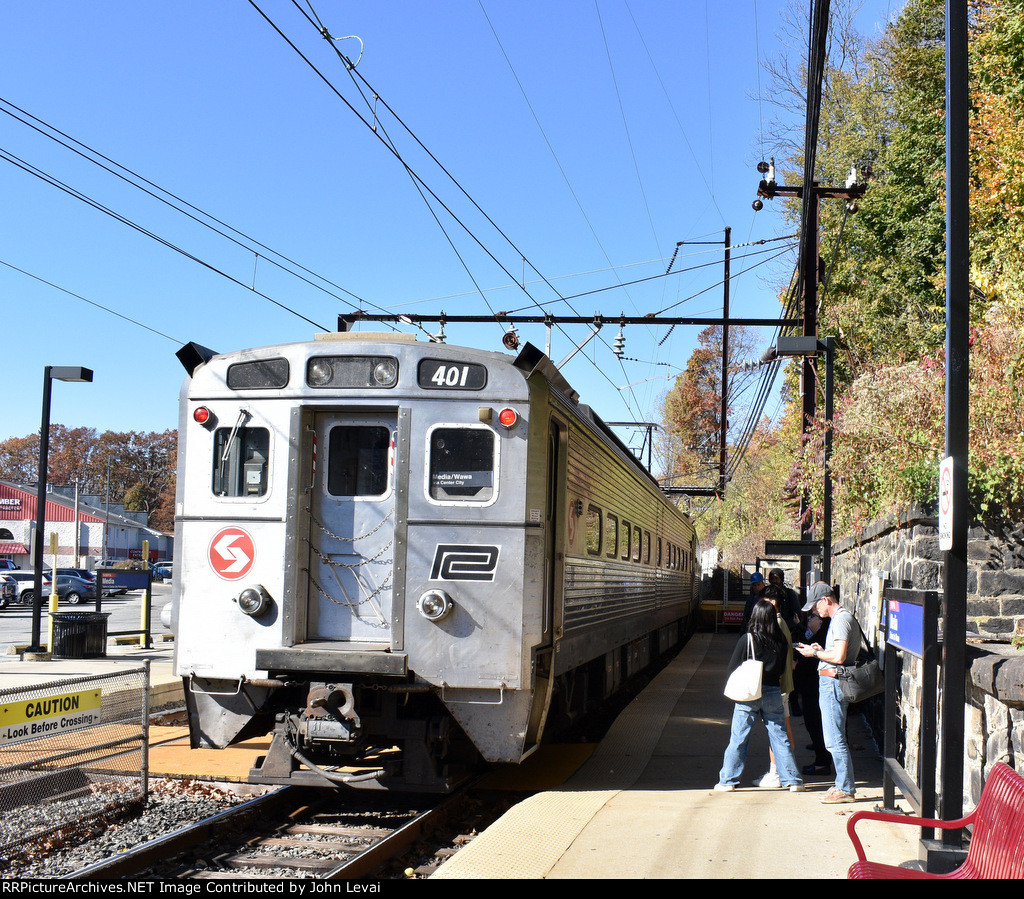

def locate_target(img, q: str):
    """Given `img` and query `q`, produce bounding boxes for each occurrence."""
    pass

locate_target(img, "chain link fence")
[0,663,149,855]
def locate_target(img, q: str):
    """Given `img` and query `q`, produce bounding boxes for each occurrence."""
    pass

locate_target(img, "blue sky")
[0,1,899,462]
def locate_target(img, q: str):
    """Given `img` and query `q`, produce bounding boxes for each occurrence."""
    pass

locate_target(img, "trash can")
[50,612,111,659]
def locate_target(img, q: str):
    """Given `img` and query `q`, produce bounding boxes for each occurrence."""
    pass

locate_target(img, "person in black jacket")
[714,600,805,792]
[794,604,832,775]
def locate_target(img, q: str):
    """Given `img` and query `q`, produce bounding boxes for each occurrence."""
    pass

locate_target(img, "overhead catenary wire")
[279,0,664,420]
[0,145,330,332]
[0,258,184,344]
[0,96,403,329]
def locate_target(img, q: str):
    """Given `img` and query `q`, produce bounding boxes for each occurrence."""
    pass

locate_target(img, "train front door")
[308,412,396,644]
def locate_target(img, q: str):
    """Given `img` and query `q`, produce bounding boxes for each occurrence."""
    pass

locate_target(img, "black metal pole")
[800,195,820,597]
[30,367,53,652]
[941,0,969,840]
[822,336,834,583]
[719,227,731,494]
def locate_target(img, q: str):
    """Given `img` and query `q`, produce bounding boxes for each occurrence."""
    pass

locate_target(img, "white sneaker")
[753,771,782,789]
[788,784,806,792]
[713,783,735,792]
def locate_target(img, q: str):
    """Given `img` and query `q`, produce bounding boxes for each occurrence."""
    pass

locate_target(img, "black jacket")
[727,632,787,688]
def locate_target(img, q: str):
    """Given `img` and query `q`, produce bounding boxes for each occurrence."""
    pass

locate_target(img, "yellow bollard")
[140,540,150,646]
[46,532,60,652]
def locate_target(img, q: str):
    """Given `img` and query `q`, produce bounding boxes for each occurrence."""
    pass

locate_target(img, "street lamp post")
[29,365,93,653]
[760,336,834,591]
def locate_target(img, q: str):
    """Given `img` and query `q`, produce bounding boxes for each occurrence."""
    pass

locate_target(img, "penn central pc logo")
[429,544,500,581]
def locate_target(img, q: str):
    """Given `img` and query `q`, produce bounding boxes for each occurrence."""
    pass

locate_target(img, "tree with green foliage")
[691,0,1024,565]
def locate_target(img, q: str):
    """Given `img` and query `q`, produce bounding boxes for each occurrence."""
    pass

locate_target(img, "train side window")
[327,425,391,497]
[427,425,496,503]
[657,537,662,567]
[620,520,631,560]
[643,530,651,564]
[633,526,642,562]
[585,506,602,555]
[605,514,618,558]
[212,426,270,497]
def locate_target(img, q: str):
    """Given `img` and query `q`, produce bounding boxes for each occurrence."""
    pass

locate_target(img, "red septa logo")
[209,527,255,580]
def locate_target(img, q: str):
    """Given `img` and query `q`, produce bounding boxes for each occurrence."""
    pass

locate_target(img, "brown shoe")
[821,789,855,804]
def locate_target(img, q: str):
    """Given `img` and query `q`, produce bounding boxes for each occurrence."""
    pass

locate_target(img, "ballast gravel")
[1,778,248,880]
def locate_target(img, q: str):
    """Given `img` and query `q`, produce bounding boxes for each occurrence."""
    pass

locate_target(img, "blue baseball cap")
[750,572,764,584]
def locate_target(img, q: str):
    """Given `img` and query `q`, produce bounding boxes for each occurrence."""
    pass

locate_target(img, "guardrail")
[0,663,150,854]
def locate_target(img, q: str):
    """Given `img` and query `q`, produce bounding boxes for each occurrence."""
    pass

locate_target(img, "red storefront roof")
[0,542,29,554]
[0,482,106,524]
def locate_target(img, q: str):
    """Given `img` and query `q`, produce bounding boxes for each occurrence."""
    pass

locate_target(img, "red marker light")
[193,406,212,425]
[498,408,518,428]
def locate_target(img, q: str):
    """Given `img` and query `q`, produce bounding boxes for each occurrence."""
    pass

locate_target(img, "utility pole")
[719,227,731,496]
[754,159,867,596]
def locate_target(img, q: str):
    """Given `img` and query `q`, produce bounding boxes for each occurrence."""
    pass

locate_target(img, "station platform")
[1,639,184,710]
[2,632,926,878]
[433,631,922,880]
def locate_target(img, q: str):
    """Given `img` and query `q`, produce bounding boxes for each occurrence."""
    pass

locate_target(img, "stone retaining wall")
[830,506,1024,807]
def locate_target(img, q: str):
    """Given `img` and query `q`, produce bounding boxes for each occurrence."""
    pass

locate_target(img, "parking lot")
[0,580,173,650]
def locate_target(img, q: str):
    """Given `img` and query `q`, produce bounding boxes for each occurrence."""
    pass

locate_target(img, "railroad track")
[66,783,478,880]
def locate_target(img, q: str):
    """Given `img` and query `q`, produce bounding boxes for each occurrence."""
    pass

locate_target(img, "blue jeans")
[819,675,855,794]
[718,686,803,787]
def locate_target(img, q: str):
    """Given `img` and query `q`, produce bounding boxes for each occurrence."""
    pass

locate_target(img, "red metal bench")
[847,761,1024,878]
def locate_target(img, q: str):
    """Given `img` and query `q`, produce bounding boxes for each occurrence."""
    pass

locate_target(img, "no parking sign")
[939,457,953,551]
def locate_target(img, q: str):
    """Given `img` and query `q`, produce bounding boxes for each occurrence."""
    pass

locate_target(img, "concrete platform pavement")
[434,630,923,880]
[0,639,183,709]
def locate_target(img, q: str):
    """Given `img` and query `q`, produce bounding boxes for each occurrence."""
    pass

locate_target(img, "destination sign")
[418,359,487,390]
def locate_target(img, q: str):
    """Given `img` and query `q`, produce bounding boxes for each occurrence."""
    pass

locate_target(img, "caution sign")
[0,688,102,745]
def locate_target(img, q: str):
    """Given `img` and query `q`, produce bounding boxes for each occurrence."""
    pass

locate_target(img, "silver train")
[171,332,699,792]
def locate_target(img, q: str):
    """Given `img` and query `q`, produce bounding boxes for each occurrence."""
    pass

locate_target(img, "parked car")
[0,575,15,608]
[6,571,52,605]
[0,559,19,571]
[154,562,173,580]
[52,573,98,605]
[46,567,97,584]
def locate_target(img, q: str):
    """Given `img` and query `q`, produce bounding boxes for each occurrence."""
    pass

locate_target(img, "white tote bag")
[724,634,763,702]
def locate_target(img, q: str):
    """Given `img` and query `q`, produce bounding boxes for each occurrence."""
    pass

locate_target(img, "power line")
[0,258,184,344]
[0,144,330,331]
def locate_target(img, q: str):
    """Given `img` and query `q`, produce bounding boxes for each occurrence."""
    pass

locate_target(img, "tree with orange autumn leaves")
[0,428,177,533]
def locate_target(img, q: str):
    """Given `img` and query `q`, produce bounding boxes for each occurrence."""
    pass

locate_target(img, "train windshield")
[428,426,496,502]
[327,425,392,497]
[212,426,269,497]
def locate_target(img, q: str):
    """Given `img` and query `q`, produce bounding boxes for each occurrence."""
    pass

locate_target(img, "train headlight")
[235,584,272,618]
[307,358,334,387]
[372,359,398,387]
[417,589,453,622]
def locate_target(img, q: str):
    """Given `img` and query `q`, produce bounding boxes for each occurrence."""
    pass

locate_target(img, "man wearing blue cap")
[794,581,862,803]
[742,571,766,629]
